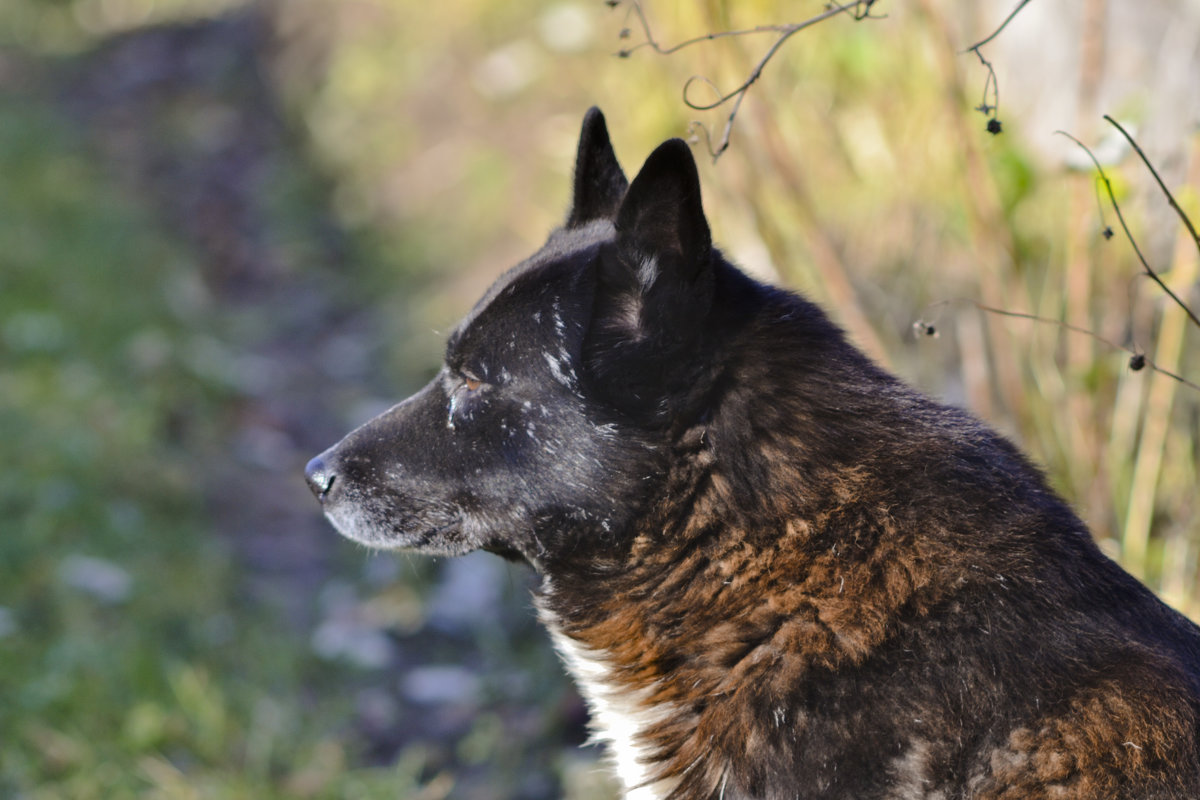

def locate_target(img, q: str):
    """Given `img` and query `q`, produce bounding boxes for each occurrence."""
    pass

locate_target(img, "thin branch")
[1103,115,1200,261]
[619,16,806,58]
[618,1,882,161]
[965,0,1036,53]
[916,128,1200,396]
[974,304,1200,391]
[963,0,1037,133]
[621,1,876,59]
[969,47,998,133]
[915,299,1200,393]
[1057,130,1200,332]
[1091,175,1114,240]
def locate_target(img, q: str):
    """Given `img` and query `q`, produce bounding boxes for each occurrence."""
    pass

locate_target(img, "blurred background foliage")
[1,0,1198,797]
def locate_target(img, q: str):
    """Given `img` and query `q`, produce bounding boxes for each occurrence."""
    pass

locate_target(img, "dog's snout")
[304,455,336,502]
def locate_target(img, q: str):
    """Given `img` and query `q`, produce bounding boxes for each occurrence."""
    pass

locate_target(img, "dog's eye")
[447,374,485,430]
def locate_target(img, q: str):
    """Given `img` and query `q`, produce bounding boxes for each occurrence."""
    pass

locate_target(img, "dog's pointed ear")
[584,139,716,425]
[615,138,711,286]
[567,107,629,228]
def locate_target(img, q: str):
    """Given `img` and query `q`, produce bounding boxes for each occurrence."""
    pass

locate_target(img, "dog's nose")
[304,455,336,502]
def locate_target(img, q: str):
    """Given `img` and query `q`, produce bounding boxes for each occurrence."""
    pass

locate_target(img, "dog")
[305,108,1200,799]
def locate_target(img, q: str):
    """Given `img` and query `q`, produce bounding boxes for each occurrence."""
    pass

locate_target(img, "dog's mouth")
[409,519,463,548]
[315,490,467,553]
[354,516,466,555]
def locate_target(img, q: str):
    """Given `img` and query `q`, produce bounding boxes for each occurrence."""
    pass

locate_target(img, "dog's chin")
[323,508,473,555]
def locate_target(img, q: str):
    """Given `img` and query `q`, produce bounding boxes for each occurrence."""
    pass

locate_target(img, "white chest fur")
[540,608,681,800]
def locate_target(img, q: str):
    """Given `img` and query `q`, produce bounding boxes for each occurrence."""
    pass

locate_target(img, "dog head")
[305,108,750,569]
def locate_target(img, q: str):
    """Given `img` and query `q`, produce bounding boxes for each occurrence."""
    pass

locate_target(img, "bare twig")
[965,0,1036,52]
[969,48,1000,127]
[1091,176,1114,240]
[619,17,808,58]
[617,1,882,161]
[915,299,1200,393]
[915,126,1200,395]
[964,0,1037,134]
[1103,115,1200,262]
[1057,130,1200,332]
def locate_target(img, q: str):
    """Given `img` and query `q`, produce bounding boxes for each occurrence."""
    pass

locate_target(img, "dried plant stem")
[621,0,880,160]
[1058,129,1200,333]
[1104,115,1200,272]
[964,0,1036,52]
[963,0,1037,124]
[1123,228,1198,577]
[1122,141,1200,580]
[919,300,1200,394]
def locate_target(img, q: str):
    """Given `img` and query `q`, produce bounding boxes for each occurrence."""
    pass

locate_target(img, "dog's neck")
[537,423,961,797]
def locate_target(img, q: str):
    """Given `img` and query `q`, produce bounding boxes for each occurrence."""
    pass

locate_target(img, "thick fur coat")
[306,108,1200,799]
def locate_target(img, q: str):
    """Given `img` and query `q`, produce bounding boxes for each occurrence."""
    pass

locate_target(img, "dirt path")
[60,11,368,626]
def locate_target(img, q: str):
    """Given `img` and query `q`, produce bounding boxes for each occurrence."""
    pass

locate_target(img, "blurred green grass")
[0,89,469,799]
[2,1,1198,798]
